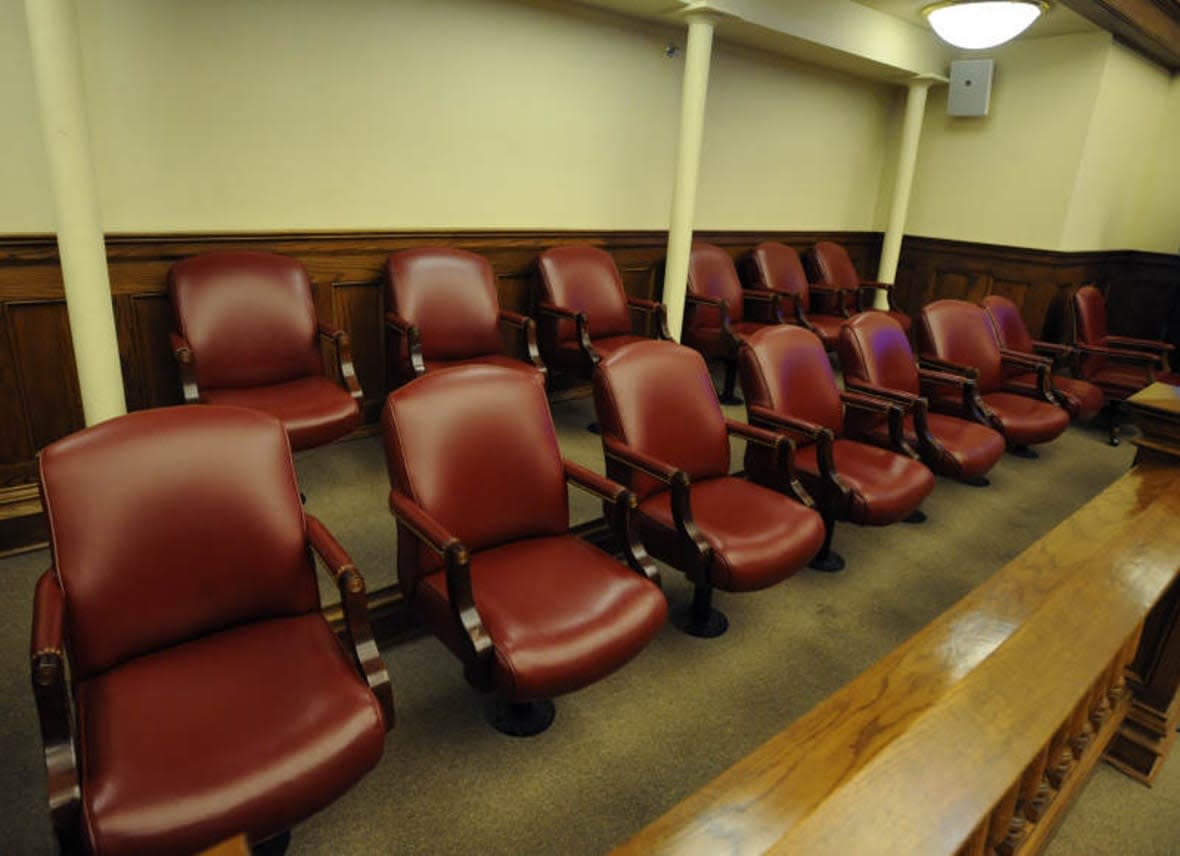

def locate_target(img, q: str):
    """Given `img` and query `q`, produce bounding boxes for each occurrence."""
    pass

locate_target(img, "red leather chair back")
[385,248,503,361]
[593,340,730,500]
[749,242,810,312]
[169,252,323,390]
[1073,286,1109,346]
[739,326,843,434]
[982,295,1034,353]
[687,242,745,330]
[838,312,921,395]
[538,246,632,344]
[812,241,860,289]
[382,365,568,591]
[38,406,317,681]
[918,300,1004,393]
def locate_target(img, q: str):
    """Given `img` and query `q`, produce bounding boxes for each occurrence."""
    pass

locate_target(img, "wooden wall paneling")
[6,300,84,451]
[0,302,34,479]
[329,279,385,420]
[129,294,183,410]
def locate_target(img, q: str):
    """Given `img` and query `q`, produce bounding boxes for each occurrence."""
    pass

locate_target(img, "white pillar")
[875,78,934,308]
[25,0,126,425]
[662,11,719,342]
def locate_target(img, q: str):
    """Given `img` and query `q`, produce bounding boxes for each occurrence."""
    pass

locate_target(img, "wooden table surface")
[612,461,1180,856]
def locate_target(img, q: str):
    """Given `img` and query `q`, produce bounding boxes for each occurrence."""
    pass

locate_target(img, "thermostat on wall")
[948,59,994,117]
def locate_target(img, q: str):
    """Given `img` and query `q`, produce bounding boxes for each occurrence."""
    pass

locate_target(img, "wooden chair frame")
[383,309,546,384]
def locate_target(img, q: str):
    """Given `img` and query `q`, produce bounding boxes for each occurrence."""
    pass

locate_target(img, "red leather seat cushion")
[807,314,846,348]
[201,376,359,452]
[981,392,1070,445]
[550,333,648,376]
[422,353,542,377]
[794,439,933,525]
[77,615,386,856]
[860,413,1006,482]
[416,534,666,702]
[637,476,824,592]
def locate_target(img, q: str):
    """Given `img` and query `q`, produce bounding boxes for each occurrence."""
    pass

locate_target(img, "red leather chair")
[917,300,1069,455]
[381,364,665,736]
[592,340,825,637]
[744,242,848,350]
[739,326,935,572]
[1071,285,1179,444]
[683,242,784,404]
[168,251,362,452]
[384,247,546,386]
[536,244,669,379]
[838,312,1006,485]
[810,240,911,334]
[31,406,392,856]
[982,295,1104,424]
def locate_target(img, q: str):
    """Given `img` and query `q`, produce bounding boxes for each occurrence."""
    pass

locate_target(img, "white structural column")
[875,77,934,308]
[25,0,126,424]
[662,10,719,341]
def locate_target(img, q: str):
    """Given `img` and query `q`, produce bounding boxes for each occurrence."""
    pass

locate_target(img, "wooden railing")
[613,460,1180,855]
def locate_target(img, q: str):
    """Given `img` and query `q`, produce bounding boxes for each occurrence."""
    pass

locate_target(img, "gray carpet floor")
[3,393,1179,855]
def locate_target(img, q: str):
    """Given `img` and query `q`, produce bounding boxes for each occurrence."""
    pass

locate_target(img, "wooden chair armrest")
[999,348,1051,369]
[537,301,579,321]
[858,280,894,290]
[808,284,851,317]
[170,330,199,404]
[499,312,547,379]
[316,324,362,401]
[602,435,682,484]
[741,288,780,304]
[844,379,920,408]
[685,293,724,307]
[726,417,788,449]
[1032,340,1071,356]
[919,356,978,379]
[1073,343,1159,365]
[918,367,975,389]
[627,297,672,339]
[387,491,492,689]
[746,404,827,441]
[31,571,80,852]
[730,418,814,506]
[841,391,909,452]
[306,516,394,729]
[808,284,843,297]
[1106,335,1174,353]
[565,461,659,584]
[385,312,425,379]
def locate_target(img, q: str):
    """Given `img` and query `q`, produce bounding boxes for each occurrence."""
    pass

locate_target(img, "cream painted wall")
[3,0,897,235]
[1060,42,1172,251]
[696,43,896,230]
[1,0,55,232]
[1126,75,1180,255]
[906,31,1112,250]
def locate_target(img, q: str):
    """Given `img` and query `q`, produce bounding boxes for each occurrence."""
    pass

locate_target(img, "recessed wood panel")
[130,294,183,410]
[331,279,385,417]
[6,300,84,452]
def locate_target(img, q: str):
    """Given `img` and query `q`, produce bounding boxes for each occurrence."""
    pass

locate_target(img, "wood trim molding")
[1061,0,1180,70]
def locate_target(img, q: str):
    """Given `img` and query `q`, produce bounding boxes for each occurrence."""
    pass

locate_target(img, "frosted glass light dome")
[923,1,1047,50]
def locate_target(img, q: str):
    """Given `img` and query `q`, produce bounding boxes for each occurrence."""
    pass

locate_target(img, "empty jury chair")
[739,326,935,572]
[536,244,669,379]
[810,240,911,334]
[381,365,666,736]
[31,406,392,856]
[384,246,546,386]
[745,241,848,350]
[683,242,785,404]
[168,251,362,452]
[982,295,1104,423]
[838,312,1006,485]
[592,340,825,637]
[918,299,1069,454]
[1072,285,1179,443]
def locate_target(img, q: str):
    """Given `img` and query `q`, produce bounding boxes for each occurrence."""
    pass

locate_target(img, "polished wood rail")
[613,461,1180,856]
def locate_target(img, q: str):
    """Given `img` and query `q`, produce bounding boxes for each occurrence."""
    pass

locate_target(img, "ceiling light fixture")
[922,1,1049,50]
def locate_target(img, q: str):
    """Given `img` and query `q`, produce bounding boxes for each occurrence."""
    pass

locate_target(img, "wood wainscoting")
[894,235,1180,348]
[0,229,880,553]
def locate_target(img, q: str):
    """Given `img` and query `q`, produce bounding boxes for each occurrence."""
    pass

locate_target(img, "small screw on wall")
[664,43,680,59]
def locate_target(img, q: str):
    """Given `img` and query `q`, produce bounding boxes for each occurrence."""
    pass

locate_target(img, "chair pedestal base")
[673,583,729,638]
[1009,444,1039,459]
[964,475,990,487]
[253,829,291,856]
[903,509,927,524]
[587,421,602,435]
[809,550,846,573]
[487,699,556,737]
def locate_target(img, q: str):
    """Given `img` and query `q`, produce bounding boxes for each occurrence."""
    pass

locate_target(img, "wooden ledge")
[614,462,1180,855]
